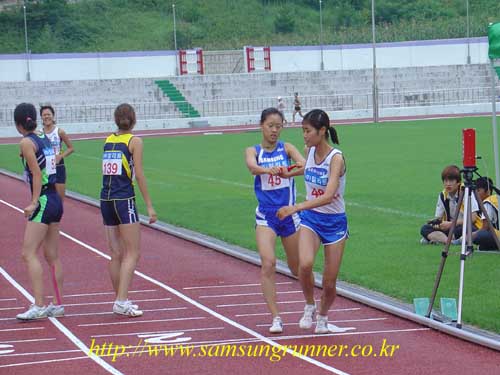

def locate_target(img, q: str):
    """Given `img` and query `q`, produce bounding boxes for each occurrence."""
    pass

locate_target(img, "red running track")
[0,174,499,375]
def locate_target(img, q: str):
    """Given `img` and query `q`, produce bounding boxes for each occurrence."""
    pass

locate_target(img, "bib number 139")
[102,151,123,176]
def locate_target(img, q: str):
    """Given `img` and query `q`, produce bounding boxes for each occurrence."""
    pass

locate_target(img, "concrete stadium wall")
[0,37,489,82]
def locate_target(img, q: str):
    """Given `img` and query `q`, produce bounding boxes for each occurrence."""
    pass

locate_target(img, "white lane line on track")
[78,317,206,327]
[0,198,352,375]
[256,318,388,327]
[199,290,302,298]
[235,307,361,317]
[47,289,158,298]
[217,299,323,308]
[92,326,225,338]
[0,306,24,311]
[0,200,123,375]
[0,356,90,369]
[64,307,187,318]
[0,327,45,333]
[0,338,56,344]
[183,281,293,290]
[0,298,17,302]
[62,297,171,307]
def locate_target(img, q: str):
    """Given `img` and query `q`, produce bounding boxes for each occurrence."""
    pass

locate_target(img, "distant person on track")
[14,103,65,321]
[277,109,348,334]
[292,92,304,124]
[41,105,74,201]
[245,107,306,333]
[276,96,288,125]
[100,103,157,317]
[419,165,481,245]
[472,177,499,250]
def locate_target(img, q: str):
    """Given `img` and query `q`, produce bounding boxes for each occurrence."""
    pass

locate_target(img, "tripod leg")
[457,186,472,328]
[426,187,465,318]
[473,189,500,250]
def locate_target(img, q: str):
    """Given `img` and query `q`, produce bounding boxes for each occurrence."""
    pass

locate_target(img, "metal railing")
[1,86,499,127]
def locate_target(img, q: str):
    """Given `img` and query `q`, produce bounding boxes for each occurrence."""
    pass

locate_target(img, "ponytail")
[328,127,339,145]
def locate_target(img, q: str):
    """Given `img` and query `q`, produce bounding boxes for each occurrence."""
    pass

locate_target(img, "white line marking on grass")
[183,281,293,290]
[92,326,225,338]
[199,290,302,298]
[0,356,90,369]
[71,153,426,219]
[235,307,361,317]
[0,266,122,375]
[64,307,187,318]
[78,317,206,327]
[0,199,351,375]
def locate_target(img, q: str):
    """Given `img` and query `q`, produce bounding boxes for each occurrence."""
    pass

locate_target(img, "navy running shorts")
[100,198,139,226]
[255,206,300,237]
[29,190,63,225]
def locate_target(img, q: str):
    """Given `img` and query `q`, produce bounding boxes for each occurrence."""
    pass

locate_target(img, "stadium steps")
[155,80,201,118]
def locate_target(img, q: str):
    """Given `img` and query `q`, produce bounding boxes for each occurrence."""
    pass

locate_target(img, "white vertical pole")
[466,0,471,64]
[172,3,177,51]
[319,0,324,71]
[491,61,500,187]
[23,2,30,81]
[371,0,378,123]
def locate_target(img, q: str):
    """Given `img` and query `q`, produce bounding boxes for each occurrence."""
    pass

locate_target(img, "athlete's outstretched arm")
[129,136,157,224]
[280,142,306,178]
[245,147,282,176]
[277,153,344,219]
[20,138,41,218]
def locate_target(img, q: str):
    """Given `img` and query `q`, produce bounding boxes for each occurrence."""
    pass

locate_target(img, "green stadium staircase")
[155,80,200,118]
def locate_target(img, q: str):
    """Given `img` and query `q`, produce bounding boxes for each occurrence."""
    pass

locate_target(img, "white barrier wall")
[0,51,178,82]
[270,37,489,72]
[0,37,490,82]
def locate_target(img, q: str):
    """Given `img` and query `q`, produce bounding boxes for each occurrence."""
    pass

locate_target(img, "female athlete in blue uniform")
[100,103,157,317]
[41,105,74,200]
[277,109,348,334]
[14,103,65,320]
[245,108,306,333]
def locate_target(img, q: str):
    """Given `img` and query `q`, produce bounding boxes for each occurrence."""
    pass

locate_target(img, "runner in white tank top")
[41,105,74,200]
[277,109,348,334]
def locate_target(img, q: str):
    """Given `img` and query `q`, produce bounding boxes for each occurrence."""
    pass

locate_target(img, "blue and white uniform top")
[254,141,296,208]
[44,126,64,165]
[304,146,346,214]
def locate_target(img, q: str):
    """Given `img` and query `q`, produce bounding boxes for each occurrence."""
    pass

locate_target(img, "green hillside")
[0,0,499,54]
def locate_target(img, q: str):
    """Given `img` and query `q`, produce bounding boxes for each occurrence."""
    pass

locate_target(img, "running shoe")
[45,303,65,317]
[113,300,143,317]
[299,304,316,329]
[16,304,47,321]
[269,316,283,334]
[315,314,329,334]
